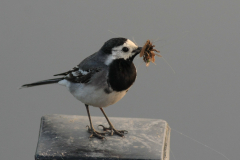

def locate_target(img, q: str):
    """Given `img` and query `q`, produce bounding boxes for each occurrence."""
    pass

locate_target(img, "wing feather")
[54,51,107,84]
[54,66,101,84]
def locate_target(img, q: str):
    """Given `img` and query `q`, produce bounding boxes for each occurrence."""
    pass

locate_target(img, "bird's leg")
[85,104,106,139]
[98,108,128,137]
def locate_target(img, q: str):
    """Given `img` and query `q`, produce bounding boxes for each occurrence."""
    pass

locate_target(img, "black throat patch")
[108,59,137,92]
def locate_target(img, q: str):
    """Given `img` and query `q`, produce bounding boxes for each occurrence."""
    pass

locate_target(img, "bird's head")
[101,37,142,65]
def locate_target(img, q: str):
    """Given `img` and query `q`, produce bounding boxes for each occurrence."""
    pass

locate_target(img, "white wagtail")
[21,37,142,139]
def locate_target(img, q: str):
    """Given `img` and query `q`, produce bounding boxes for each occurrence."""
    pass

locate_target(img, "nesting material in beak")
[140,40,162,66]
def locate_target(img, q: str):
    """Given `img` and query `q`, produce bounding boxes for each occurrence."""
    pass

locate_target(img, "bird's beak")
[128,47,143,61]
[132,47,142,55]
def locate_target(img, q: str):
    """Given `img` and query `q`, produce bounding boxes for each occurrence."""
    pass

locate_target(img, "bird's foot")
[98,125,128,137]
[86,125,106,139]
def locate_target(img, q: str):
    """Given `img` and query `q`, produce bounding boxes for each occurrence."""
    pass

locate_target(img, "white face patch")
[104,39,138,65]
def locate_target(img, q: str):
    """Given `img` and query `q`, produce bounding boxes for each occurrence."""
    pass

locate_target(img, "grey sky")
[1,1,240,160]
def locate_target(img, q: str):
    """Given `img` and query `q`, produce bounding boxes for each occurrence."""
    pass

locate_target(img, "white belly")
[58,80,127,108]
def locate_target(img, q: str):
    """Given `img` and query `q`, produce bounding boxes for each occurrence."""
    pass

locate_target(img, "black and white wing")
[54,51,108,84]
[54,66,101,84]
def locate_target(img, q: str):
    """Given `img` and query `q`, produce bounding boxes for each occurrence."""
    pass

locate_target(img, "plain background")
[1,1,239,160]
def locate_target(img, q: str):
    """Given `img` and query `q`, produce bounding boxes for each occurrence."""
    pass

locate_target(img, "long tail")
[20,78,64,89]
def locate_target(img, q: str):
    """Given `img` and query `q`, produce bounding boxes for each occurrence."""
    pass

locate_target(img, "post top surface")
[35,114,170,160]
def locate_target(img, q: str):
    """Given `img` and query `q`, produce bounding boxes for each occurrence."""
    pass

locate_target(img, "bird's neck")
[108,59,137,92]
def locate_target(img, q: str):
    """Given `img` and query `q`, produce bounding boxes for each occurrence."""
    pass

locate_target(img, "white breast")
[60,81,127,108]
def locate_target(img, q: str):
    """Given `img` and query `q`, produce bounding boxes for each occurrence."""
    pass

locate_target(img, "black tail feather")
[20,78,64,89]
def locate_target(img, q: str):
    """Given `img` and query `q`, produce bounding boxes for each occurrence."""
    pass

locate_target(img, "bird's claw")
[98,125,128,137]
[86,125,106,139]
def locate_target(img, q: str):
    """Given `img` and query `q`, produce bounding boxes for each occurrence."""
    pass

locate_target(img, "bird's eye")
[122,47,129,52]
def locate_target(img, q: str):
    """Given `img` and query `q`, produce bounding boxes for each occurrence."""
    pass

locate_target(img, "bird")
[20,37,142,139]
